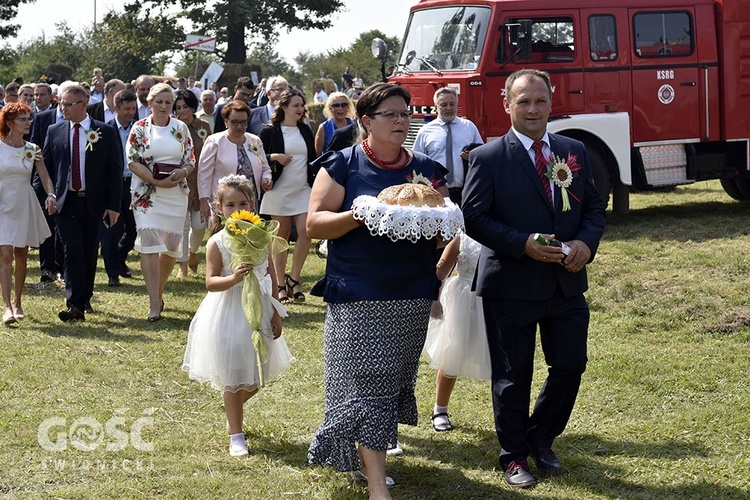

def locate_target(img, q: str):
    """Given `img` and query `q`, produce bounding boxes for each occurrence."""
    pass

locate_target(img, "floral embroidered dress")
[128,116,195,257]
[0,141,51,247]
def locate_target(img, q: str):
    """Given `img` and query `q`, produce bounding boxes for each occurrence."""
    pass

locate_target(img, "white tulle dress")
[423,234,491,380]
[182,230,294,392]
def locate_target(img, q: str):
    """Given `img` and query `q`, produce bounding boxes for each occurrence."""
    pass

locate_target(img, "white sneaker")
[350,470,396,488]
[386,441,403,456]
[229,441,248,457]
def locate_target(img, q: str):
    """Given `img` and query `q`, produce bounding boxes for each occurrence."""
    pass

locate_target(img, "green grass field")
[1,180,749,499]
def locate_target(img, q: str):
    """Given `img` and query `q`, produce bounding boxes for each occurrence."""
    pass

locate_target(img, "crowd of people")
[0,67,606,500]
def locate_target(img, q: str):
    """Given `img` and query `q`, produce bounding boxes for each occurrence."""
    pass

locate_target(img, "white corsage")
[84,128,101,151]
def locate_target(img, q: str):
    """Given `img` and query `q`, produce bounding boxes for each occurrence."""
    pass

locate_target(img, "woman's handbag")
[153,162,181,180]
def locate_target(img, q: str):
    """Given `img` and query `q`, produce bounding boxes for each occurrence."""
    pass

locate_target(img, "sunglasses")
[331,102,348,109]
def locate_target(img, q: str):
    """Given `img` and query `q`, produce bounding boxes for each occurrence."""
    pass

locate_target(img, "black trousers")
[101,177,136,278]
[482,289,589,469]
[56,193,103,309]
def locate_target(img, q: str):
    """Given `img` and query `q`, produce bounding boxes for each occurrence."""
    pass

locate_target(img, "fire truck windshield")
[398,6,491,73]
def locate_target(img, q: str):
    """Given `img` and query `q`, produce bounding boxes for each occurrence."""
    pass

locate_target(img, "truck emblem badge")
[658,84,675,104]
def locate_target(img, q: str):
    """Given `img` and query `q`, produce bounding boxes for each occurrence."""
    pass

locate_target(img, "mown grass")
[1,180,749,499]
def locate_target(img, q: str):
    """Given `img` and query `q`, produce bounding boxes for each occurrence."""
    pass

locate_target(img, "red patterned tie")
[532,140,552,204]
[72,123,82,191]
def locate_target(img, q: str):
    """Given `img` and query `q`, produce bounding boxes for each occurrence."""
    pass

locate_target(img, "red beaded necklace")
[361,139,409,170]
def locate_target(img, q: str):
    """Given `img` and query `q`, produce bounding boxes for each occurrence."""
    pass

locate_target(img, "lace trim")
[351,195,464,243]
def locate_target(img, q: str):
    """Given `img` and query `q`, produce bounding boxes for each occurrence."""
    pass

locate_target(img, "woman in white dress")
[258,90,317,304]
[128,83,195,321]
[0,103,57,324]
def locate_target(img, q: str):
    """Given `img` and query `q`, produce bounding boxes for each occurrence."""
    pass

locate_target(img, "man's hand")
[104,209,119,226]
[562,240,591,273]
[524,233,564,264]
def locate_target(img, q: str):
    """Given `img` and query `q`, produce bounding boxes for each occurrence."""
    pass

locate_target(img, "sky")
[10,0,416,70]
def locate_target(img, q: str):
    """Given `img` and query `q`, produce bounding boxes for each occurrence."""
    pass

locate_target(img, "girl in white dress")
[182,174,294,457]
[423,233,491,431]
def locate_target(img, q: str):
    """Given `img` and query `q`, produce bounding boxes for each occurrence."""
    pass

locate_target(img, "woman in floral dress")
[127,83,195,321]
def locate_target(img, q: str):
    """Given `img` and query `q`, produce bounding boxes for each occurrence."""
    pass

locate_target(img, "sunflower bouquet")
[223,209,288,385]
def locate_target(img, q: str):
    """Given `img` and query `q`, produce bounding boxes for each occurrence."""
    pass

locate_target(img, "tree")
[0,0,34,38]
[133,0,344,64]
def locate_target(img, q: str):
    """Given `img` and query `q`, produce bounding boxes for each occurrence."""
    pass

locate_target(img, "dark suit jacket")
[87,101,105,122]
[31,108,60,148]
[325,122,359,152]
[462,130,606,301]
[42,118,123,216]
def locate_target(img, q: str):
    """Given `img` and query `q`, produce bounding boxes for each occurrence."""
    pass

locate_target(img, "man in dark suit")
[43,84,123,322]
[31,102,66,282]
[462,69,606,488]
[101,89,138,287]
[248,76,288,135]
[213,76,255,134]
[86,79,125,123]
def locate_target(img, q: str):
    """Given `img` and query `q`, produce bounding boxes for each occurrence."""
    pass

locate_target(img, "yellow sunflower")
[231,210,262,226]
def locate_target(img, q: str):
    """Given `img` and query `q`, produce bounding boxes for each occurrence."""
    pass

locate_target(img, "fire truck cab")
[380,0,750,213]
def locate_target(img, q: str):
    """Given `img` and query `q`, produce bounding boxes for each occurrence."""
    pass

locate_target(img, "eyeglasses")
[15,117,33,123]
[59,99,84,109]
[228,119,248,127]
[368,110,412,121]
[331,102,348,109]
[269,87,287,93]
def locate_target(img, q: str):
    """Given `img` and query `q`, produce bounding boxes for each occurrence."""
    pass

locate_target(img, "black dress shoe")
[120,265,132,278]
[108,277,121,287]
[503,460,537,488]
[83,303,94,314]
[59,307,85,322]
[531,448,562,473]
[40,271,55,283]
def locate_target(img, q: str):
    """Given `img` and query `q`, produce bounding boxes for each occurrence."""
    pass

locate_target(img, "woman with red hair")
[0,103,57,324]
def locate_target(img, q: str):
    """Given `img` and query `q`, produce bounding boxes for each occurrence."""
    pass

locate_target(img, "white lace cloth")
[351,195,464,243]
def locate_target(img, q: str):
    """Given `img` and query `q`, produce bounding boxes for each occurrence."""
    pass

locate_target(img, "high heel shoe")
[277,285,289,304]
[285,274,305,303]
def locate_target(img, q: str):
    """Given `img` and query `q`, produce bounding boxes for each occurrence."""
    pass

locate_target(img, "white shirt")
[412,116,483,187]
[313,89,328,103]
[69,115,92,191]
[115,119,133,177]
[103,100,116,124]
[512,127,555,203]
[137,101,151,120]
[196,109,216,133]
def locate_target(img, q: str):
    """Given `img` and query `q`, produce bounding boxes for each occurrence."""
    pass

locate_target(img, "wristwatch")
[47,193,57,199]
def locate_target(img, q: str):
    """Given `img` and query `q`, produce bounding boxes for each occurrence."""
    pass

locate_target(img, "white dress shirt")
[412,116,483,188]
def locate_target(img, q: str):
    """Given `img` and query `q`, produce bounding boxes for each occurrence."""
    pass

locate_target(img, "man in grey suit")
[248,75,288,135]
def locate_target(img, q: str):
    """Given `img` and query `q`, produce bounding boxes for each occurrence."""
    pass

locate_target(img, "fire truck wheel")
[586,145,611,206]
[732,177,750,200]
[720,178,746,200]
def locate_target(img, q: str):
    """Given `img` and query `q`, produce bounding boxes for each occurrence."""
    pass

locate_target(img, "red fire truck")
[374,0,750,213]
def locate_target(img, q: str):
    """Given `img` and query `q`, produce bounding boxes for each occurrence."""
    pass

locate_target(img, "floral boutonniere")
[248,141,266,165]
[171,126,185,153]
[545,153,582,211]
[405,170,443,189]
[197,128,208,140]
[15,143,42,169]
[84,128,101,151]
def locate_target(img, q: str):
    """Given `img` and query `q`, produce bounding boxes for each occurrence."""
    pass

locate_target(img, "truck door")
[630,8,700,142]
[486,11,583,139]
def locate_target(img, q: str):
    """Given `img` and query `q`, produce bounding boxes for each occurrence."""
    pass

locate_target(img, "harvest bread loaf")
[376,183,445,207]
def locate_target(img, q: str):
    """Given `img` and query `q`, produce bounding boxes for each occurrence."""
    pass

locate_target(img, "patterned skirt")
[308,298,431,471]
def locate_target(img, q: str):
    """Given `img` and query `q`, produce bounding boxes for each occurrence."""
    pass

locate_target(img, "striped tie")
[532,140,552,204]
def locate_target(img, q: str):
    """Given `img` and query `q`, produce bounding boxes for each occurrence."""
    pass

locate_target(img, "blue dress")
[308,145,445,472]
[321,118,353,152]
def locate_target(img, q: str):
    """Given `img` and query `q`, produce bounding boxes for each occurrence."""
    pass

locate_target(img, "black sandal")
[277,285,289,304]
[285,274,305,302]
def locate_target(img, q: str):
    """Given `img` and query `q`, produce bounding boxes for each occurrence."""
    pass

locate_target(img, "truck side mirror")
[510,20,533,60]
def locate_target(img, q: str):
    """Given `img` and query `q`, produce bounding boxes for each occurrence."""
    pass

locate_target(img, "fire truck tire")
[733,177,750,200]
[720,178,746,200]
[586,145,611,206]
